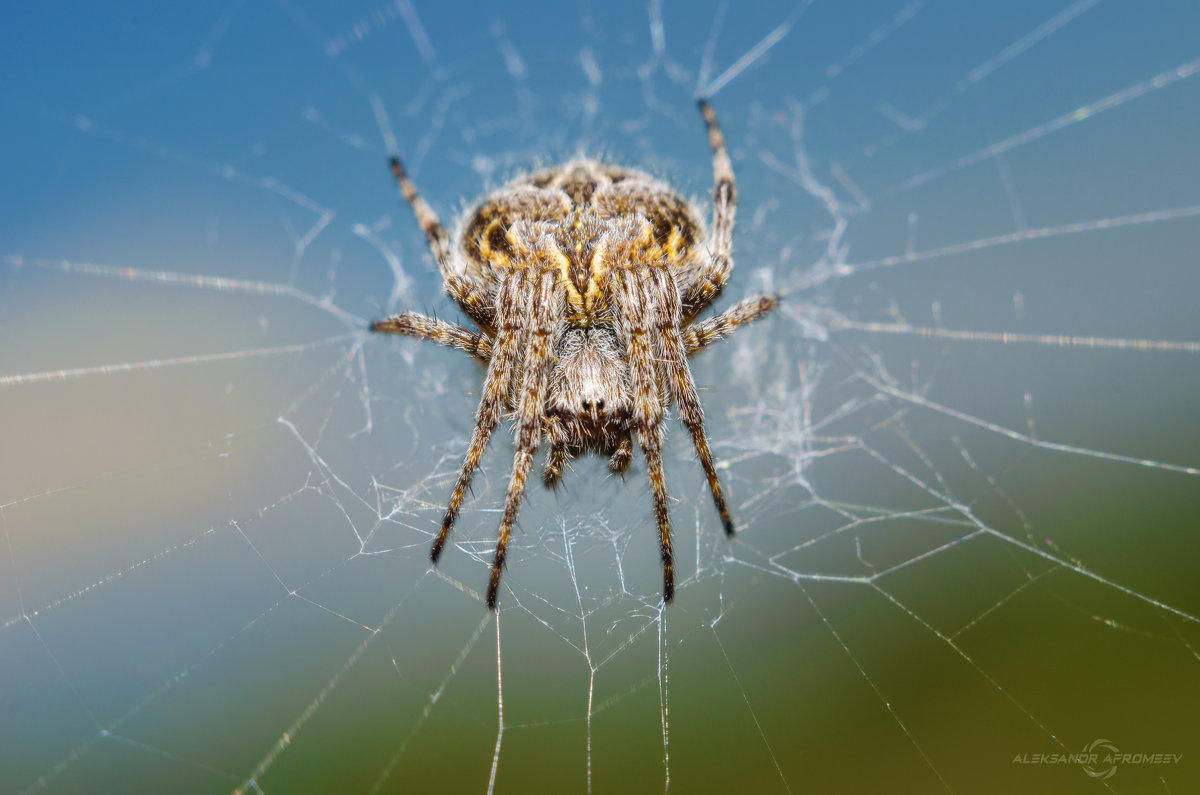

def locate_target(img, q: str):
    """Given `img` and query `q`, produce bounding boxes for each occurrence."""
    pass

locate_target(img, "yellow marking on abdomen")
[584,252,608,314]
[545,243,586,312]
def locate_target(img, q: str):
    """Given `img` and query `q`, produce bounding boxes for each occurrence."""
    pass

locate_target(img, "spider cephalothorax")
[372,101,776,608]
[543,326,633,476]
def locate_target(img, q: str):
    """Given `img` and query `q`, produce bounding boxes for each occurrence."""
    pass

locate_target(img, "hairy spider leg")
[680,100,737,323]
[431,273,529,562]
[683,295,777,357]
[370,312,492,362]
[389,157,494,331]
[607,434,633,475]
[541,418,570,488]
[649,268,734,536]
[615,268,675,603]
[487,269,562,608]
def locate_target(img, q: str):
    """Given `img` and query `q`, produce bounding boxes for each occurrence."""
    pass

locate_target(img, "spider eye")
[582,400,592,410]
[596,398,606,410]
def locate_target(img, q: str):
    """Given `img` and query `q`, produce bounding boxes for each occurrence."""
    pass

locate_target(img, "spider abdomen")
[460,161,704,323]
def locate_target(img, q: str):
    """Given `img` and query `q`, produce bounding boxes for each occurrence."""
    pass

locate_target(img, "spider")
[371,100,775,608]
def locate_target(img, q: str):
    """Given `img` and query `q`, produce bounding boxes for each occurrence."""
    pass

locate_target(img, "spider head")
[547,327,630,434]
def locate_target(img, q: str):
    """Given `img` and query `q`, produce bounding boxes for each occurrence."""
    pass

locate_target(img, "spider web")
[3,0,1199,792]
